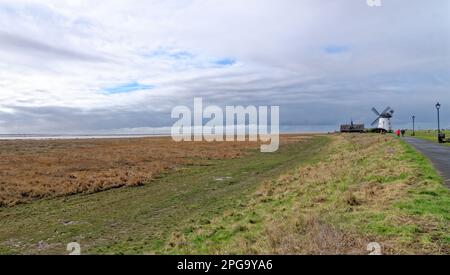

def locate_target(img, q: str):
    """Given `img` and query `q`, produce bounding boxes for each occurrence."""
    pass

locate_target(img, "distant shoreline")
[0,132,326,140]
[0,134,171,140]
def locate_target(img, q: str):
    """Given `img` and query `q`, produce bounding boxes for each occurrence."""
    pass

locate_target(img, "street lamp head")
[436,102,441,110]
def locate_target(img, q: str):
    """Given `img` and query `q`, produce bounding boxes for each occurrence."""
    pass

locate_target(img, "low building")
[340,123,365,133]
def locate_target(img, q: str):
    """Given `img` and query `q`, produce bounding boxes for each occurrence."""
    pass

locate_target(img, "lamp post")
[435,102,441,134]
[412,115,415,136]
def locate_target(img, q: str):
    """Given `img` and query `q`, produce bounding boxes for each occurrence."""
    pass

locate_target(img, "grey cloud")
[0,31,108,63]
[0,0,449,134]
[0,105,173,134]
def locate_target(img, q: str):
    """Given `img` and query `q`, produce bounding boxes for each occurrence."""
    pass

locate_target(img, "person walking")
[396,129,401,137]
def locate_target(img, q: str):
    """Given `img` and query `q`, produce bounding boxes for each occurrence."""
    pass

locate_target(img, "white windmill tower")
[371,106,394,132]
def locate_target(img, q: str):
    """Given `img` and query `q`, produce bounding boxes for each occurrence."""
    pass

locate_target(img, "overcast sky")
[0,0,449,134]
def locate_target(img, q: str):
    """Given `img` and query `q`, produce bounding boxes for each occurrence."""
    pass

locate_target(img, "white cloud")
[0,0,449,133]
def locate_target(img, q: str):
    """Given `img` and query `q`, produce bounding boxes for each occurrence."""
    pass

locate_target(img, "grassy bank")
[406,130,450,146]
[0,135,329,255]
[162,134,449,255]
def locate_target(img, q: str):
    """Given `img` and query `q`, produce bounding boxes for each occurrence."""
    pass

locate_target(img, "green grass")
[161,134,450,254]
[359,141,449,246]
[394,141,449,220]
[0,136,330,255]
[332,138,449,252]
[406,130,450,146]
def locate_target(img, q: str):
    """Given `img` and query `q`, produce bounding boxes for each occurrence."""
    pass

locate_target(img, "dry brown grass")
[0,135,309,207]
[265,216,368,255]
[0,137,261,206]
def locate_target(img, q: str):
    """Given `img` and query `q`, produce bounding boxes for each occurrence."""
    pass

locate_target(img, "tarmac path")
[403,137,450,188]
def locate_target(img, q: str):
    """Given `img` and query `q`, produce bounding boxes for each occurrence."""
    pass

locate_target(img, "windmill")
[371,106,394,132]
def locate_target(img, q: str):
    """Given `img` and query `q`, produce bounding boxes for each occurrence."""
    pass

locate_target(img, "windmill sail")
[380,106,391,116]
[371,107,380,116]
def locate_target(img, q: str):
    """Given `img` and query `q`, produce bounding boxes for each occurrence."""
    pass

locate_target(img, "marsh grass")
[0,137,261,206]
